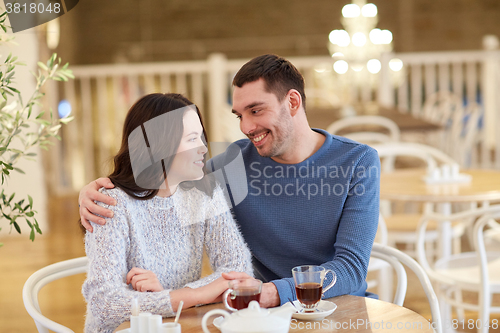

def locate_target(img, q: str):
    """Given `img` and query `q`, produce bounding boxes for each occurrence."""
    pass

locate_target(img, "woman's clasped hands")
[125,268,253,310]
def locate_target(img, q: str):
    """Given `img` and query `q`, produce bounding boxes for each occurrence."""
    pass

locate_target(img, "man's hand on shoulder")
[79,177,116,232]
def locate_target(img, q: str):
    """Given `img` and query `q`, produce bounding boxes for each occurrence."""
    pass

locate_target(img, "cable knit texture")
[82,185,253,333]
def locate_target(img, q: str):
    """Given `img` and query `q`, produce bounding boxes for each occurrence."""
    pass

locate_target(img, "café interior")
[1,0,500,332]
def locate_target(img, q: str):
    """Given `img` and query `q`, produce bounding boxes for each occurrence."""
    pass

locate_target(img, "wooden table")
[115,295,435,333]
[380,168,500,259]
[307,104,441,133]
[380,168,500,332]
[380,169,500,203]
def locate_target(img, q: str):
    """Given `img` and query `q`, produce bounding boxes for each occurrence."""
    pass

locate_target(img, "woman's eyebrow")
[184,131,199,137]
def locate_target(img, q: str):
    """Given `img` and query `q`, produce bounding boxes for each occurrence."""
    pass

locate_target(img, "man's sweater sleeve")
[272,147,380,305]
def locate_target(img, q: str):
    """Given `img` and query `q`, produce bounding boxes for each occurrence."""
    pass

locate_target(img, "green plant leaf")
[34,219,42,234]
[29,228,35,241]
[8,193,14,203]
[14,202,23,211]
[37,62,48,71]
[28,195,33,209]
[13,167,25,174]
[13,221,21,234]
[25,211,34,217]
[59,116,74,124]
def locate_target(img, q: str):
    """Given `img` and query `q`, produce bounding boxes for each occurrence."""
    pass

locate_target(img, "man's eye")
[252,110,260,114]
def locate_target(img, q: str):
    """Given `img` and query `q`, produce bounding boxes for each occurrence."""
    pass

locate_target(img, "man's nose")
[240,116,256,136]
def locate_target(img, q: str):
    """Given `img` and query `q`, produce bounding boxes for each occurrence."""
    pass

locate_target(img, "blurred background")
[1,0,500,331]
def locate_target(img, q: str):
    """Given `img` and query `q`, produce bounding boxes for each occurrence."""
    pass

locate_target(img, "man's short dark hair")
[233,54,306,110]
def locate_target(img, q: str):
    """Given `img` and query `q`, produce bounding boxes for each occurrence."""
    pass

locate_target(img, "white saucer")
[291,300,337,321]
[213,316,224,330]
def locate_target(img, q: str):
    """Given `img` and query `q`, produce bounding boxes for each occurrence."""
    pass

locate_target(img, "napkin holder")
[422,164,471,184]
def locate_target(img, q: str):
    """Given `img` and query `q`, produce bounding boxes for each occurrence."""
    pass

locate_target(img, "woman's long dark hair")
[109,93,214,200]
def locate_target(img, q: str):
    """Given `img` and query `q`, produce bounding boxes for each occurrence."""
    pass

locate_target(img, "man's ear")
[287,89,302,117]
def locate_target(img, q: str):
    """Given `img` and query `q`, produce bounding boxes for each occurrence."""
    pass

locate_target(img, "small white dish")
[213,316,224,330]
[291,300,337,321]
[422,173,472,184]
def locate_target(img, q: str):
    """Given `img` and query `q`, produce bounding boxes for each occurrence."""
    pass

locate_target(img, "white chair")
[327,115,401,144]
[417,206,500,333]
[422,91,481,168]
[371,243,443,333]
[372,142,466,259]
[366,214,393,302]
[23,257,88,333]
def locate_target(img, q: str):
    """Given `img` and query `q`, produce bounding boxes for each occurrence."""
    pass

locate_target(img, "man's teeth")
[253,133,267,142]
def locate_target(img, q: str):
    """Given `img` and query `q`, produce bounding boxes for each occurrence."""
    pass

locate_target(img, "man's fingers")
[89,190,117,208]
[85,200,114,219]
[95,177,114,189]
[81,208,106,225]
[81,216,93,232]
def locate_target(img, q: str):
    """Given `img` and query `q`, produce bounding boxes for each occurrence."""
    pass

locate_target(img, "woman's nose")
[198,140,208,155]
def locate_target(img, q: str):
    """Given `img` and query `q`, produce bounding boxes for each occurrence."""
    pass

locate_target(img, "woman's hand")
[198,276,231,304]
[79,177,116,232]
[126,267,164,292]
[169,276,230,311]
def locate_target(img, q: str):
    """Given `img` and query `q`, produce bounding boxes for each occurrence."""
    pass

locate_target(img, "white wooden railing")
[379,50,500,169]
[44,51,500,195]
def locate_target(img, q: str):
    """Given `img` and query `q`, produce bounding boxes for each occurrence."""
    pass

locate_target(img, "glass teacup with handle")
[292,265,336,313]
[223,278,263,311]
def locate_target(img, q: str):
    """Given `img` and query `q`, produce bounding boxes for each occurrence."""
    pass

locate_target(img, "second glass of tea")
[223,278,262,311]
[292,265,336,312]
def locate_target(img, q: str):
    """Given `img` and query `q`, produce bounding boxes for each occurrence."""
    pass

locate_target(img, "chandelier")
[327,0,402,85]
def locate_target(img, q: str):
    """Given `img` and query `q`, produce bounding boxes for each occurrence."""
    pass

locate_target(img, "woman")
[82,93,253,332]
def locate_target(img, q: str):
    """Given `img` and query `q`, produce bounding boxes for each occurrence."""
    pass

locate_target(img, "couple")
[80,54,380,332]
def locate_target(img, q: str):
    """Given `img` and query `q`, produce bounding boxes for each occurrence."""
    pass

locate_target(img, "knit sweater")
[82,185,253,333]
[208,129,380,305]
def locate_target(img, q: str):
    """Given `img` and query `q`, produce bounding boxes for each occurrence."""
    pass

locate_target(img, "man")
[79,54,380,308]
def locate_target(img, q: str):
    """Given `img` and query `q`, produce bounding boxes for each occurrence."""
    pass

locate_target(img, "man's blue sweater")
[208,129,380,305]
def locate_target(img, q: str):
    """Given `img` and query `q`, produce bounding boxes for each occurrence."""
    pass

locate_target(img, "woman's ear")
[287,89,302,117]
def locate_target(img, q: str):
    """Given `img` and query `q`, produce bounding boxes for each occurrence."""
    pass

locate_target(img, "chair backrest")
[422,91,463,126]
[375,213,388,245]
[327,115,401,144]
[422,91,482,167]
[371,243,443,333]
[371,142,457,173]
[417,205,500,293]
[22,256,88,333]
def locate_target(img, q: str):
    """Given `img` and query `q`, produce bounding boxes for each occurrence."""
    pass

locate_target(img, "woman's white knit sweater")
[82,185,253,332]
